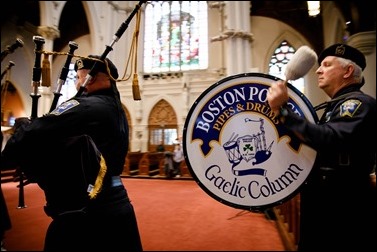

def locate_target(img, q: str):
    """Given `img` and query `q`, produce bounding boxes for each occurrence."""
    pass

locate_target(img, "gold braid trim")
[88,154,107,199]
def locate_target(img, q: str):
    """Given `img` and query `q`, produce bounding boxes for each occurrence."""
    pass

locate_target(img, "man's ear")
[343,64,354,79]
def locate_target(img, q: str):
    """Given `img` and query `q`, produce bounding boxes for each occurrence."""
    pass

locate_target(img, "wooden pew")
[159,156,193,178]
[138,152,164,176]
[122,152,144,176]
[0,168,17,183]
[179,159,192,178]
[159,158,166,176]
[158,158,193,178]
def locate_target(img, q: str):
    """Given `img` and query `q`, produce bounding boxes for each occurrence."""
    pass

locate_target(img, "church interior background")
[1,1,375,152]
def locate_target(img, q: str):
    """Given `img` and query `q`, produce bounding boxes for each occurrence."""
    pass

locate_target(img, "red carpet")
[2,178,285,251]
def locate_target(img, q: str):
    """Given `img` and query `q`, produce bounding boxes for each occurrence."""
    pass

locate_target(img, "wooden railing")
[273,194,300,251]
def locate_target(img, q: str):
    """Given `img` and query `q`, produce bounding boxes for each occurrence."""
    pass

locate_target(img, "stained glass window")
[144,1,208,73]
[269,40,305,93]
[58,63,77,106]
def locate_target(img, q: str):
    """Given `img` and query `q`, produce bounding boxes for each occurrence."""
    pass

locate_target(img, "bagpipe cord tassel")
[41,53,51,87]
[131,8,141,100]
[88,154,107,199]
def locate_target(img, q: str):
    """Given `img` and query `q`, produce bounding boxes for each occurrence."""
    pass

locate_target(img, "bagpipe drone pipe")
[1,38,24,63]
[26,0,145,123]
[74,0,146,100]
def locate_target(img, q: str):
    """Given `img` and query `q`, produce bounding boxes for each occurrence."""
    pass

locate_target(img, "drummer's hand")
[267,80,289,116]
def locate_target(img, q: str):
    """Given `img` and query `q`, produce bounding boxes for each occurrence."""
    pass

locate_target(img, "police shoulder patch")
[339,99,362,117]
[50,99,80,115]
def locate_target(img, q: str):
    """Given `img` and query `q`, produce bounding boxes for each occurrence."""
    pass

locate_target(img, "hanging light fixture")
[307,1,320,17]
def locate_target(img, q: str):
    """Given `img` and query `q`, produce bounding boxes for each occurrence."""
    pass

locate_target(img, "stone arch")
[54,1,89,53]
[1,80,25,126]
[147,99,178,152]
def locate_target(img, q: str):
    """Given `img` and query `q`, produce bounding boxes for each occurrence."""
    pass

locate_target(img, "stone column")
[347,31,376,98]
[223,1,254,76]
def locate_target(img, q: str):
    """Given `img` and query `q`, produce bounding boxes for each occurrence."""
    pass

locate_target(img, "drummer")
[267,43,376,251]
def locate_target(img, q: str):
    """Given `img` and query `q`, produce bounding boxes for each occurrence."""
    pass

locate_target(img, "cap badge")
[335,45,345,56]
[76,59,84,70]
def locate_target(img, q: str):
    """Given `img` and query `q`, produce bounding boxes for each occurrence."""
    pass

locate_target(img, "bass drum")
[183,73,318,212]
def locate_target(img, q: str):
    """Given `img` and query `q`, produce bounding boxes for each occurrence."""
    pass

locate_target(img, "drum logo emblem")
[223,118,273,177]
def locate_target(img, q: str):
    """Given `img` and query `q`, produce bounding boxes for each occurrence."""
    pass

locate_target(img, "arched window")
[269,40,305,93]
[148,99,178,152]
[143,1,208,74]
[58,63,77,106]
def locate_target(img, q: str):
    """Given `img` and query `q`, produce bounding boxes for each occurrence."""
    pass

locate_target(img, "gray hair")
[336,57,363,84]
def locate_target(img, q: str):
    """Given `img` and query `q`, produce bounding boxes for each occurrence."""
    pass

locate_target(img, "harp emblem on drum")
[223,118,273,176]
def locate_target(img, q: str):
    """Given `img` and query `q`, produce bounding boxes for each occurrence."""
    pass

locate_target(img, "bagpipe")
[36,0,145,115]
[1,38,26,208]
[74,0,146,99]
[1,40,21,126]
[4,0,147,209]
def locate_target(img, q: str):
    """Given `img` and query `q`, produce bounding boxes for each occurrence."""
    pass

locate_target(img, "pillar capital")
[37,26,60,40]
[347,31,376,55]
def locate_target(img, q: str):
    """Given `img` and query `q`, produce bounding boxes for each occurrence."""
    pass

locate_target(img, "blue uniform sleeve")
[282,95,376,152]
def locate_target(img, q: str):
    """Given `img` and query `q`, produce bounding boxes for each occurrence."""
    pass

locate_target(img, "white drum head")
[183,73,317,211]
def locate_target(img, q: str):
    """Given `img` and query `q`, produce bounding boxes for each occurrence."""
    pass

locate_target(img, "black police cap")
[74,55,119,79]
[318,44,366,71]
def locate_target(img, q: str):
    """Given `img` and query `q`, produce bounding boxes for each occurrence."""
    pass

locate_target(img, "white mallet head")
[285,45,318,81]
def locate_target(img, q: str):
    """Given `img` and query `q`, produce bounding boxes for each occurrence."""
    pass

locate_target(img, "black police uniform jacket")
[281,84,376,250]
[1,87,129,214]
